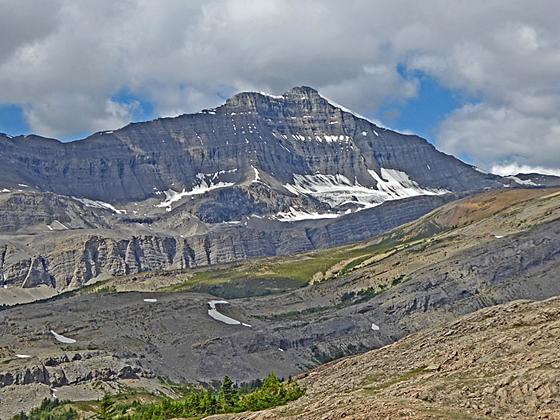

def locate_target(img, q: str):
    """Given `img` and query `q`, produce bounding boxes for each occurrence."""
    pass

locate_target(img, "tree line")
[13,372,305,420]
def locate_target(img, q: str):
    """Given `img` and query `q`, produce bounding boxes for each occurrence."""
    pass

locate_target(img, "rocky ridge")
[213,297,560,420]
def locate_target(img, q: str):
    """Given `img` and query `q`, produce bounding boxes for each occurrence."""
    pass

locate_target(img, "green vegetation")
[12,398,78,420]
[95,286,117,294]
[95,373,304,419]
[160,229,419,298]
[14,374,305,420]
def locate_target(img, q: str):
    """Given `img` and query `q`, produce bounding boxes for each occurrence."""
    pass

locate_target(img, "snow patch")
[16,354,31,358]
[49,220,69,230]
[473,166,490,175]
[284,169,448,212]
[251,166,262,183]
[321,95,378,125]
[50,330,76,344]
[274,207,339,222]
[143,298,157,303]
[507,176,539,186]
[207,300,251,327]
[157,169,237,210]
[494,235,504,239]
[368,168,448,200]
[74,198,127,214]
[1,189,10,193]
[371,323,380,331]
[258,91,284,99]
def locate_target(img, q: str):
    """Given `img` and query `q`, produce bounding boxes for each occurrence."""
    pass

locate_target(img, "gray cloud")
[0,0,559,174]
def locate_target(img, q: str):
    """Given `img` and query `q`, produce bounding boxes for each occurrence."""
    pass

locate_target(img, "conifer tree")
[97,394,116,420]
[220,375,238,410]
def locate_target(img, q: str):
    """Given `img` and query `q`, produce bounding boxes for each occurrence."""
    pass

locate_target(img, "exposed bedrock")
[0,194,457,292]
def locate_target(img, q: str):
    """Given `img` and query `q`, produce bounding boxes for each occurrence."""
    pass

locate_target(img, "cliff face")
[0,193,457,293]
[0,87,500,210]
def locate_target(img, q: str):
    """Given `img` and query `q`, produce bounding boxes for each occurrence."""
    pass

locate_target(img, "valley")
[1,187,559,418]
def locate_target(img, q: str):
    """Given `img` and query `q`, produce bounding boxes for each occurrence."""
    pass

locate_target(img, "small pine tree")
[97,394,116,420]
[220,375,239,410]
[200,388,217,414]
[262,371,280,392]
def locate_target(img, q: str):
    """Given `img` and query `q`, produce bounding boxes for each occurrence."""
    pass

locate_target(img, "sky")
[1,1,559,176]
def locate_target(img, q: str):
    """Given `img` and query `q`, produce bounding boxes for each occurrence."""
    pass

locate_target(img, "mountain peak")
[222,86,345,118]
[284,85,320,97]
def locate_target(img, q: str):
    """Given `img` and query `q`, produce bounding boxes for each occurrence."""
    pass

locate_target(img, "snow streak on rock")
[157,169,238,210]
[282,168,448,220]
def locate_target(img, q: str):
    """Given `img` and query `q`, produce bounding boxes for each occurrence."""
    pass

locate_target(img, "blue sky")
[0,105,27,137]
[1,1,559,175]
[0,76,463,143]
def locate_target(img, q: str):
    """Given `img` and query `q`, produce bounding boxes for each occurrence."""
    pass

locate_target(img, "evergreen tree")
[97,394,116,420]
[220,375,238,410]
[200,388,217,414]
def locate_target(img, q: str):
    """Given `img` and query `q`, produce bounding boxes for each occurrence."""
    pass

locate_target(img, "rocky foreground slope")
[214,297,560,420]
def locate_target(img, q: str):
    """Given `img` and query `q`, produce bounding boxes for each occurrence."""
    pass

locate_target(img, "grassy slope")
[85,188,559,300]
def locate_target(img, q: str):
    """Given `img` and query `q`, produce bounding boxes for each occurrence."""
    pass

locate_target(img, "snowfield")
[207,300,251,328]
[281,168,449,220]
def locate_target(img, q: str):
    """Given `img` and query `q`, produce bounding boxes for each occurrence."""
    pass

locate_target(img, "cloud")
[491,163,560,177]
[436,103,560,173]
[23,92,140,139]
[0,0,558,172]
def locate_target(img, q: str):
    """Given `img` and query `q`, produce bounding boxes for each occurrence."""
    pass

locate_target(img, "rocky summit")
[0,86,504,214]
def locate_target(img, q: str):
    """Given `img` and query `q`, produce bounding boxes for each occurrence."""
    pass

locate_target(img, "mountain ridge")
[0,86,502,210]
[0,87,557,301]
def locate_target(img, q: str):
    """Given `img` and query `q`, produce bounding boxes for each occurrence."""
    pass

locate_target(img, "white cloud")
[24,92,140,139]
[436,103,560,172]
[491,163,560,177]
[0,0,558,172]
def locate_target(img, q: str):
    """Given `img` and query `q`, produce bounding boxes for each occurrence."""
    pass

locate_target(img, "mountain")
[0,87,488,298]
[0,86,556,300]
[0,86,503,219]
